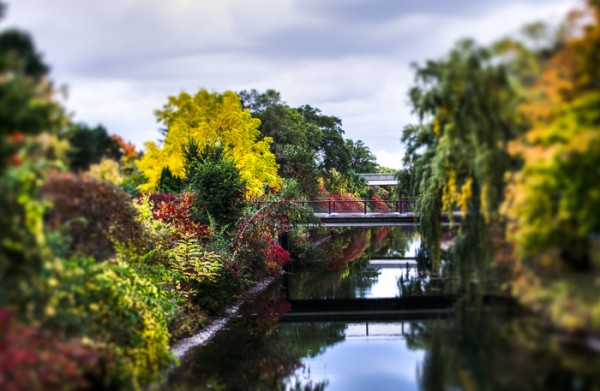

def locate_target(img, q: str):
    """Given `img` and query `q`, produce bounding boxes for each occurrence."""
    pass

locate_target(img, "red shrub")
[263,238,290,275]
[372,226,391,248]
[371,196,389,212]
[43,171,144,261]
[328,192,363,212]
[0,308,106,391]
[148,193,210,241]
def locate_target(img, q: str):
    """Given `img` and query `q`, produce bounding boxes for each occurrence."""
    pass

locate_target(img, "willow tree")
[136,89,281,197]
[401,39,523,278]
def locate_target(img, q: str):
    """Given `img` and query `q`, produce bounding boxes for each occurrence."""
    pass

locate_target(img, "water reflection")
[288,227,437,300]
[285,321,424,391]
[169,290,600,390]
[410,304,600,391]
[168,228,600,390]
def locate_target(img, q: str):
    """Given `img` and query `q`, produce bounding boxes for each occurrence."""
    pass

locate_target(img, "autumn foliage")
[136,89,281,196]
[500,1,600,330]
[43,171,144,261]
[0,308,105,391]
[148,193,210,241]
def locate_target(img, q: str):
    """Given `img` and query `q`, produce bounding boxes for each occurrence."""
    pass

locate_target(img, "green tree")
[158,166,184,194]
[0,24,67,318]
[346,139,378,173]
[239,90,321,180]
[67,123,122,171]
[188,143,246,227]
[239,89,378,195]
[239,88,282,113]
[0,29,65,172]
[298,104,350,178]
[282,145,321,199]
[401,39,523,272]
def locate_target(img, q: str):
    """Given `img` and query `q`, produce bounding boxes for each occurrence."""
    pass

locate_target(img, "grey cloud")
[3,0,578,169]
[300,0,571,23]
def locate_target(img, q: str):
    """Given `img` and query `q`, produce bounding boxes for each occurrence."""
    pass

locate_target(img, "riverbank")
[170,227,337,358]
[171,274,280,359]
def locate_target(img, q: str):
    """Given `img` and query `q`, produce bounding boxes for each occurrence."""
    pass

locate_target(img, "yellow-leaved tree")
[136,89,281,196]
[502,1,600,330]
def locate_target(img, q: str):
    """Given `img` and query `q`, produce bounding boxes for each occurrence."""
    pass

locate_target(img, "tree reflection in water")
[169,227,600,390]
[168,282,338,390]
[288,227,420,300]
[408,304,600,391]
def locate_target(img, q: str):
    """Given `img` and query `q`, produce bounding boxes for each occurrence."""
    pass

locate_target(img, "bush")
[157,166,183,194]
[42,171,144,261]
[47,257,175,389]
[232,200,312,278]
[148,193,210,242]
[0,308,106,391]
[132,196,236,330]
[0,139,57,321]
[263,237,290,275]
[167,234,223,299]
[191,257,244,314]
[190,157,246,228]
[87,157,122,186]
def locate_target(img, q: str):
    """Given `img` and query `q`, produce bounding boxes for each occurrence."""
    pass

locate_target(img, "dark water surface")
[168,228,600,390]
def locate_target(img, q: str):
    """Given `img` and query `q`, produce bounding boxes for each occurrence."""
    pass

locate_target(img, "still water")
[168,227,600,390]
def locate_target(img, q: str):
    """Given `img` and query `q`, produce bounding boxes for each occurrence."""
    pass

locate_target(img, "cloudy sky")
[3,0,577,168]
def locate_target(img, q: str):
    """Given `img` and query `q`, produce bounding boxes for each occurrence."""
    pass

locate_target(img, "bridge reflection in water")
[285,321,415,339]
[280,297,456,322]
[280,226,507,324]
[280,229,457,322]
[168,227,600,391]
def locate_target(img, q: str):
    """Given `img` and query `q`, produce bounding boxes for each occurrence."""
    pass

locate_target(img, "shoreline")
[171,274,280,359]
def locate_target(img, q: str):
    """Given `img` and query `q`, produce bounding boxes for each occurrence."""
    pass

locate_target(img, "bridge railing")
[299,199,417,214]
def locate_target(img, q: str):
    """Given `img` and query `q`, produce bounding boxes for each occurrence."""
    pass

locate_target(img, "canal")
[168,227,600,390]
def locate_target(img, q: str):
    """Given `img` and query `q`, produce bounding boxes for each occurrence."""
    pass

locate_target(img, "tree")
[401,39,523,271]
[504,1,600,271]
[188,144,246,227]
[346,139,378,173]
[67,123,122,171]
[239,90,321,177]
[157,167,183,194]
[0,23,69,320]
[0,29,65,173]
[256,104,313,168]
[238,89,378,195]
[298,104,350,177]
[499,1,600,330]
[238,88,282,113]
[0,29,48,80]
[282,145,321,199]
[137,89,281,197]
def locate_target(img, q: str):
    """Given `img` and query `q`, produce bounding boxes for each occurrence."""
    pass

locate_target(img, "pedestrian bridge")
[358,173,398,186]
[298,199,461,226]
